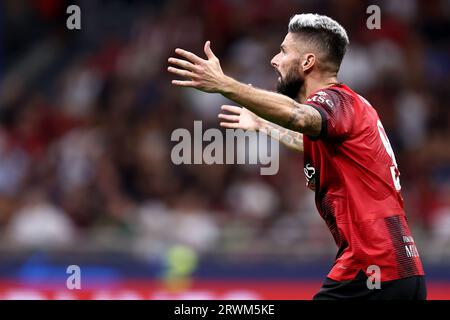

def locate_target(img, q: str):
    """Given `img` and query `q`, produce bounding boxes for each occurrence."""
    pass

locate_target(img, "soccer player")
[168,13,426,300]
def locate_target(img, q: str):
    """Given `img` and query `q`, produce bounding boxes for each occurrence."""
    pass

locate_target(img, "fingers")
[204,41,217,60]
[171,80,196,87]
[175,48,204,64]
[168,57,196,71]
[218,113,239,122]
[220,105,242,114]
[167,66,195,79]
[219,122,240,129]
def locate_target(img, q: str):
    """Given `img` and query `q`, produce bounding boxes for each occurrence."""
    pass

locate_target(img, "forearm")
[221,77,321,136]
[259,119,304,152]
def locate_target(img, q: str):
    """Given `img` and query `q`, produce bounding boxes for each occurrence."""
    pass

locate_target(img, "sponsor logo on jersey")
[307,92,335,108]
[402,236,420,258]
[304,163,317,191]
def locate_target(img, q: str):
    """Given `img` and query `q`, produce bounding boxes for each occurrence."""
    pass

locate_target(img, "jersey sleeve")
[305,88,355,141]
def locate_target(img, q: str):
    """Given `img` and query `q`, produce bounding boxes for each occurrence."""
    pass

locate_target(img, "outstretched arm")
[168,41,322,137]
[219,105,303,152]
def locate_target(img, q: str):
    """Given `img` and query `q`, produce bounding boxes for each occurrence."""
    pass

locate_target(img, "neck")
[298,72,339,103]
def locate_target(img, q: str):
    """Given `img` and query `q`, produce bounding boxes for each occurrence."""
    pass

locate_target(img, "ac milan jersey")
[303,83,424,282]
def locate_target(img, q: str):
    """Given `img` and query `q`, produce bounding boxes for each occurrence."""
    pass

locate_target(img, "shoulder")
[305,85,356,140]
[306,85,355,112]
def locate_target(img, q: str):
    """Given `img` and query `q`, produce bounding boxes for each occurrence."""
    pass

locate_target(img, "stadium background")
[0,0,449,299]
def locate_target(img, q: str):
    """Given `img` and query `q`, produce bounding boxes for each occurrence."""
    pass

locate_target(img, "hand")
[168,41,228,93]
[218,105,263,131]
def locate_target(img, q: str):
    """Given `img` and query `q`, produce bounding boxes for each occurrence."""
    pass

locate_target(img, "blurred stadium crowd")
[0,0,449,263]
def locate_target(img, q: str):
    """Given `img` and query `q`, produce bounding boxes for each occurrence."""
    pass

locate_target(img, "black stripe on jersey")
[385,215,418,278]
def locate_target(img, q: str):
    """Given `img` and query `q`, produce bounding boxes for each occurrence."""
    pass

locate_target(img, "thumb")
[204,40,216,59]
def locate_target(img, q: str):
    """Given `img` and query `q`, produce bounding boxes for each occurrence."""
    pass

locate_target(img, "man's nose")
[271,54,279,68]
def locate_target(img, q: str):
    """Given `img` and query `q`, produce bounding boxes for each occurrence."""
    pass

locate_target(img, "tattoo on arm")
[261,121,304,152]
[286,104,302,130]
[286,102,322,137]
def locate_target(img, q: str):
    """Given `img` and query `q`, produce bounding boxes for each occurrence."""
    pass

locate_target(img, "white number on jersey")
[377,120,401,191]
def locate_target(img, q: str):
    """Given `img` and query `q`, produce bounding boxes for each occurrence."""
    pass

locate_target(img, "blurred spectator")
[7,188,76,247]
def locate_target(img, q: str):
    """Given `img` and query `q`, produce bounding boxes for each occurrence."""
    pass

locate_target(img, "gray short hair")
[289,13,349,45]
[288,13,349,71]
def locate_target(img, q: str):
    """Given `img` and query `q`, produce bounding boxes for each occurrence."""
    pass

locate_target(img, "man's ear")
[302,53,316,72]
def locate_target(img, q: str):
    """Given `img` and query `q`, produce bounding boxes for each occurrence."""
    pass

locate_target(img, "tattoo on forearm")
[262,122,303,152]
[285,102,322,136]
[286,104,303,130]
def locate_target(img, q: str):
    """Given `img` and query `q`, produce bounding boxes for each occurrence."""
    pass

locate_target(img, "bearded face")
[275,59,304,99]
